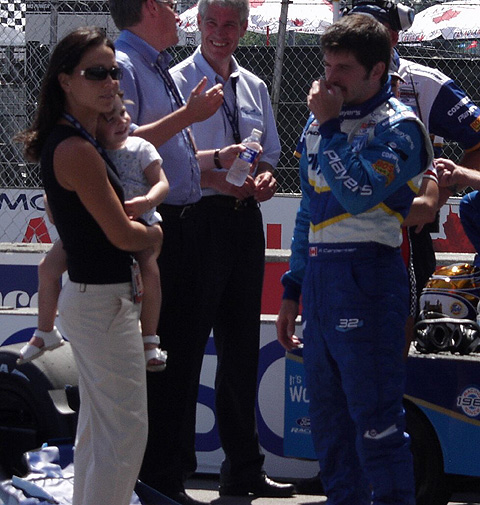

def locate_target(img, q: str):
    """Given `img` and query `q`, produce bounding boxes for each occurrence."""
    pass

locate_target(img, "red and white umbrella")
[399,0,480,42]
[179,0,334,35]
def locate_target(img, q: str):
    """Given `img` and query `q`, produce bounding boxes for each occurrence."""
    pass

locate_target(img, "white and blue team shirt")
[397,57,480,153]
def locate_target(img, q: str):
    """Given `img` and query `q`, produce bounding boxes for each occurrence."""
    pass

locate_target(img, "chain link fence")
[1,0,480,241]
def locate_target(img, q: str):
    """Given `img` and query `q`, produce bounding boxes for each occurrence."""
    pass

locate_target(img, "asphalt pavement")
[185,475,480,505]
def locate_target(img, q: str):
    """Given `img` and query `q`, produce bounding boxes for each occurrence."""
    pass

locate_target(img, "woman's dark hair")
[17,26,115,162]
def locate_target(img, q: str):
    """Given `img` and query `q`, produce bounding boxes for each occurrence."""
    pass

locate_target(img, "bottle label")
[239,146,258,164]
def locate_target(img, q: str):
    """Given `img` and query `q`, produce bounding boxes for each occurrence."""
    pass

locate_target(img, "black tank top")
[41,125,133,284]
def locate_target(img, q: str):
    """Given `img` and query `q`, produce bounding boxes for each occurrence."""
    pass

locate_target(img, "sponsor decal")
[373,159,395,186]
[288,372,309,403]
[391,129,414,151]
[290,415,312,436]
[457,386,480,418]
[289,426,311,435]
[381,151,398,162]
[433,9,460,24]
[470,116,480,133]
[240,106,261,117]
[450,301,465,317]
[323,150,372,195]
[309,246,318,257]
[340,108,362,119]
[0,265,39,309]
[351,133,369,152]
[23,217,52,243]
[0,190,58,243]
[0,192,45,211]
[307,153,318,170]
[319,247,357,254]
[447,97,471,116]
[364,424,398,440]
[335,318,364,332]
[458,106,478,123]
[296,417,310,428]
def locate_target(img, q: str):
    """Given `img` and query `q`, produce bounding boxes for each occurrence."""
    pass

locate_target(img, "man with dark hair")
[108,1,232,504]
[276,13,432,505]
[296,4,480,494]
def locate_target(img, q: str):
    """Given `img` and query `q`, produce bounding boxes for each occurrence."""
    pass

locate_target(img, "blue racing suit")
[282,84,433,505]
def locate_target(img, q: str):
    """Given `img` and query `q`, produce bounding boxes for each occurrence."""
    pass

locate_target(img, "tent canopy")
[179,0,334,35]
[400,0,480,42]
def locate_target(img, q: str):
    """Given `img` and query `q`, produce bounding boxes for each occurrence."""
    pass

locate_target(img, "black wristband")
[214,149,222,169]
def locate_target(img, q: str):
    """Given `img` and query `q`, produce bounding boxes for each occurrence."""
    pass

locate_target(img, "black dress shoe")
[294,472,325,495]
[219,474,295,497]
[163,490,205,505]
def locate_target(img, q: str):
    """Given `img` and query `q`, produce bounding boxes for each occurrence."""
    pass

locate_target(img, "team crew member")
[350,0,480,301]
[436,159,480,266]
[109,1,244,503]
[276,14,432,505]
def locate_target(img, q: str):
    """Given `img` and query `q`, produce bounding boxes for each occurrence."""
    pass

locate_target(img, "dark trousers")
[409,224,436,306]
[183,196,267,485]
[139,203,203,494]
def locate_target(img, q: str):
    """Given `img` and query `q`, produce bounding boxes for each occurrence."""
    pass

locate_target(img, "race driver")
[276,13,433,505]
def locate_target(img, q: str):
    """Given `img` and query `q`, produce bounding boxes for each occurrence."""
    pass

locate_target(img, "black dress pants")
[139,203,203,494]
[182,196,267,485]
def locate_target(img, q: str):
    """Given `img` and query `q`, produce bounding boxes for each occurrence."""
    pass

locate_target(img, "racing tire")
[405,401,452,505]
[0,343,78,478]
[0,377,39,477]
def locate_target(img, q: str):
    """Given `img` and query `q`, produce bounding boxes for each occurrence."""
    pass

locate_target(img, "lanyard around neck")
[155,58,184,109]
[221,77,241,144]
[155,58,198,155]
[62,112,119,176]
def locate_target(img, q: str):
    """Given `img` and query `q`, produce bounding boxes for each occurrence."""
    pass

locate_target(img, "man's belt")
[199,195,259,211]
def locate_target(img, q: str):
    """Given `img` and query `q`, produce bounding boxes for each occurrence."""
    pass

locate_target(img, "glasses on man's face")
[80,66,123,81]
[155,0,178,12]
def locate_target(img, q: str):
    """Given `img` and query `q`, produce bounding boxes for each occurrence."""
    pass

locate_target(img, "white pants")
[58,279,147,505]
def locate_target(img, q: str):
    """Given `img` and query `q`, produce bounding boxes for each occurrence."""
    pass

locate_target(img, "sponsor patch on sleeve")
[372,159,395,186]
[470,116,480,133]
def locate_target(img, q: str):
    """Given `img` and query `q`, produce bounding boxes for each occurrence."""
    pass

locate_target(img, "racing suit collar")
[339,83,393,121]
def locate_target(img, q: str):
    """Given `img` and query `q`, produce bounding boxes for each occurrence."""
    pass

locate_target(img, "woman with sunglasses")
[17,26,162,505]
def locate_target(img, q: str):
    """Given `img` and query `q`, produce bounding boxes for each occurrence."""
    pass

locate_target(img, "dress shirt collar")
[117,30,173,69]
[193,45,240,84]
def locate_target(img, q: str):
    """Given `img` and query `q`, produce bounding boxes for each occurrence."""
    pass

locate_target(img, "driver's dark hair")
[321,14,391,85]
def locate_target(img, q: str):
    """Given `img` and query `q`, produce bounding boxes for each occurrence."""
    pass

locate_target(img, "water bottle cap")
[251,128,262,138]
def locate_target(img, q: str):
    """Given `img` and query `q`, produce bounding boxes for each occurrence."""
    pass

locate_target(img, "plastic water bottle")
[226,128,262,186]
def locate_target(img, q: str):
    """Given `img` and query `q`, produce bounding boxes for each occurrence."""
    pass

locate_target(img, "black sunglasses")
[80,66,123,81]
